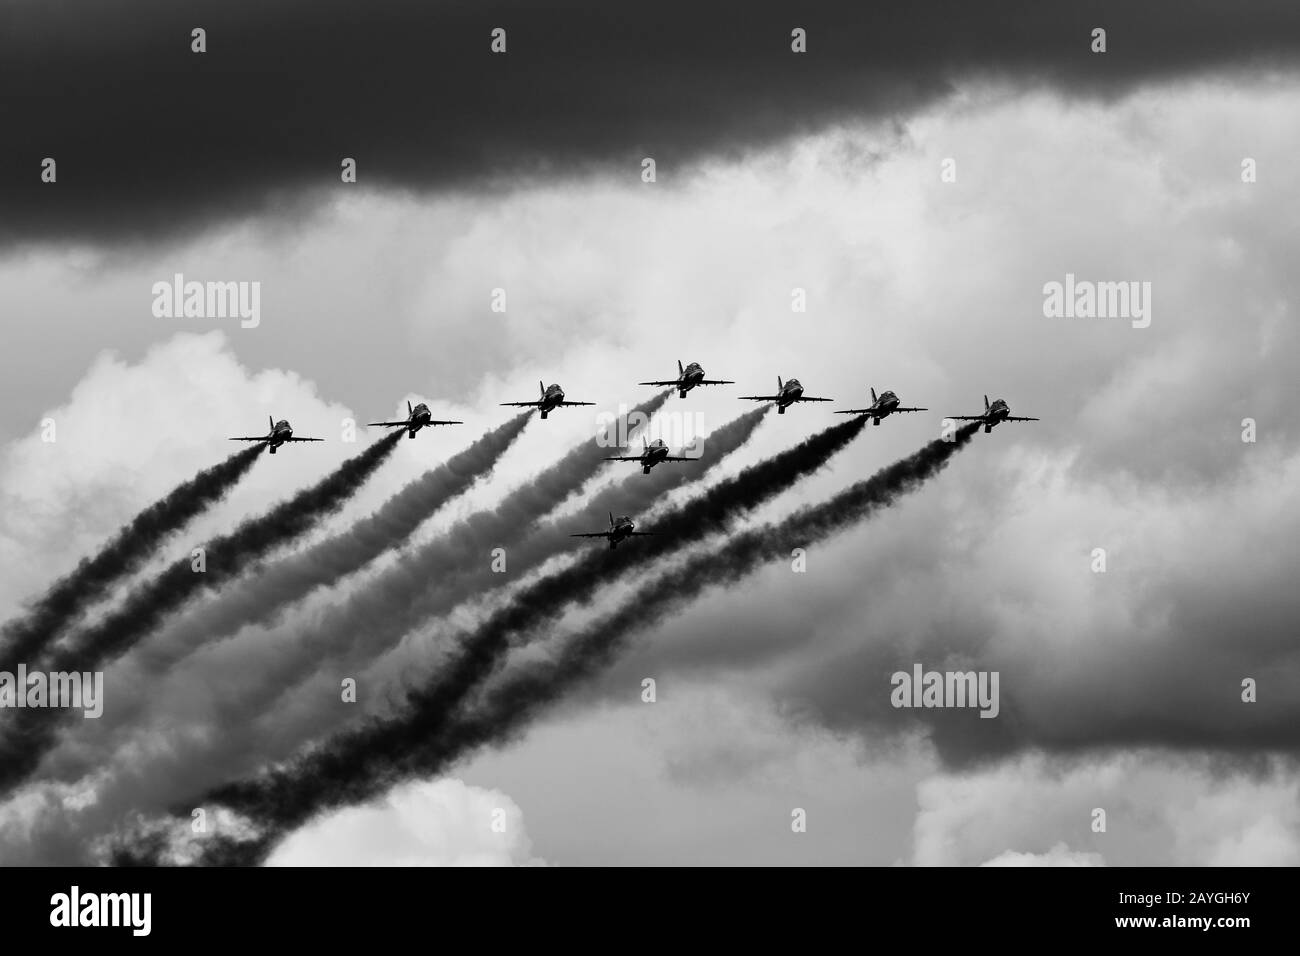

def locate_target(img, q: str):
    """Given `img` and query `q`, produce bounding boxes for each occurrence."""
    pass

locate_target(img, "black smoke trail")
[0,444,265,672]
[0,430,404,795]
[44,415,532,788]
[168,423,975,866]
[279,404,768,695]
[523,423,986,692]
[134,413,533,674]
[15,396,674,828]
[149,412,866,863]
[184,392,672,707]
[95,406,773,803]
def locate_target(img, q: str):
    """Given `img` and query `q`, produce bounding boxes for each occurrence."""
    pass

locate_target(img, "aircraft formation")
[228,359,1039,545]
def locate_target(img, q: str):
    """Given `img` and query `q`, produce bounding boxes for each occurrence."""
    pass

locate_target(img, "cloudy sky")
[1,0,1298,866]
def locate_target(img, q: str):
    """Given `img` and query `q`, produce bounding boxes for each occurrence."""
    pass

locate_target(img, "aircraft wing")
[285,436,325,442]
[228,436,269,441]
[697,379,735,385]
[369,418,462,427]
[638,380,680,386]
[894,407,928,413]
[660,456,696,462]
[738,394,781,402]
[499,400,540,407]
[569,531,612,538]
[628,531,657,536]
[794,396,834,403]
[947,415,987,421]
[602,456,643,462]
[834,408,872,416]
[557,401,596,406]
[1005,416,1039,422]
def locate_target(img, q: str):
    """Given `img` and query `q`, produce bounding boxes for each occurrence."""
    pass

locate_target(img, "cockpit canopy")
[685,362,703,373]
[275,419,290,429]
[880,390,897,401]
[412,402,429,414]
[785,378,802,389]
[648,438,667,449]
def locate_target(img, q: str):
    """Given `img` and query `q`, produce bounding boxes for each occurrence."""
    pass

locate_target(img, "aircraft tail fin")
[870,386,877,402]
[777,375,783,390]
[984,394,990,411]
[407,399,413,415]
[269,414,274,432]
[677,359,684,376]
[539,380,545,399]
[609,511,615,528]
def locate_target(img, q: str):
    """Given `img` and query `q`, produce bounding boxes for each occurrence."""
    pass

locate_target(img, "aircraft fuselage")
[609,517,636,547]
[679,363,706,396]
[984,400,1012,429]
[269,420,293,450]
[640,439,670,473]
[871,393,901,418]
[540,384,565,417]
[777,380,805,411]
[409,402,433,435]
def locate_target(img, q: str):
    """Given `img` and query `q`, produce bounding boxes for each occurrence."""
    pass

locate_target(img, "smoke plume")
[0,431,404,794]
[152,412,875,863]
[80,406,773,806]
[0,444,264,671]
[134,413,532,675]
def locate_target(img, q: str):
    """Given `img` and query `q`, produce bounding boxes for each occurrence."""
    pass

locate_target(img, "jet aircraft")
[738,376,833,414]
[604,437,698,475]
[639,360,734,399]
[949,395,1040,433]
[835,387,928,426]
[368,400,462,439]
[228,416,325,454]
[570,512,656,550]
[500,381,595,419]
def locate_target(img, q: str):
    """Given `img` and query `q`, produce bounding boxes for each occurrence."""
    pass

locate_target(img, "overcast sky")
[2,1,1298,865]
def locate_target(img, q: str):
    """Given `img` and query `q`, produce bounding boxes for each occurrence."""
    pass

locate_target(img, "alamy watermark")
[151,273,261,328]
[50,886,150,936]
[0,665,103,718]
[595,403,706,453]
[890,663,999,718]
[1043,273,1151,328]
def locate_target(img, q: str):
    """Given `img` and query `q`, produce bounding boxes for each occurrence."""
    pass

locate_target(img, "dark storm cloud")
[4,0,1299,246]
[583,444,1300,770]
[795,543,1300,770]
